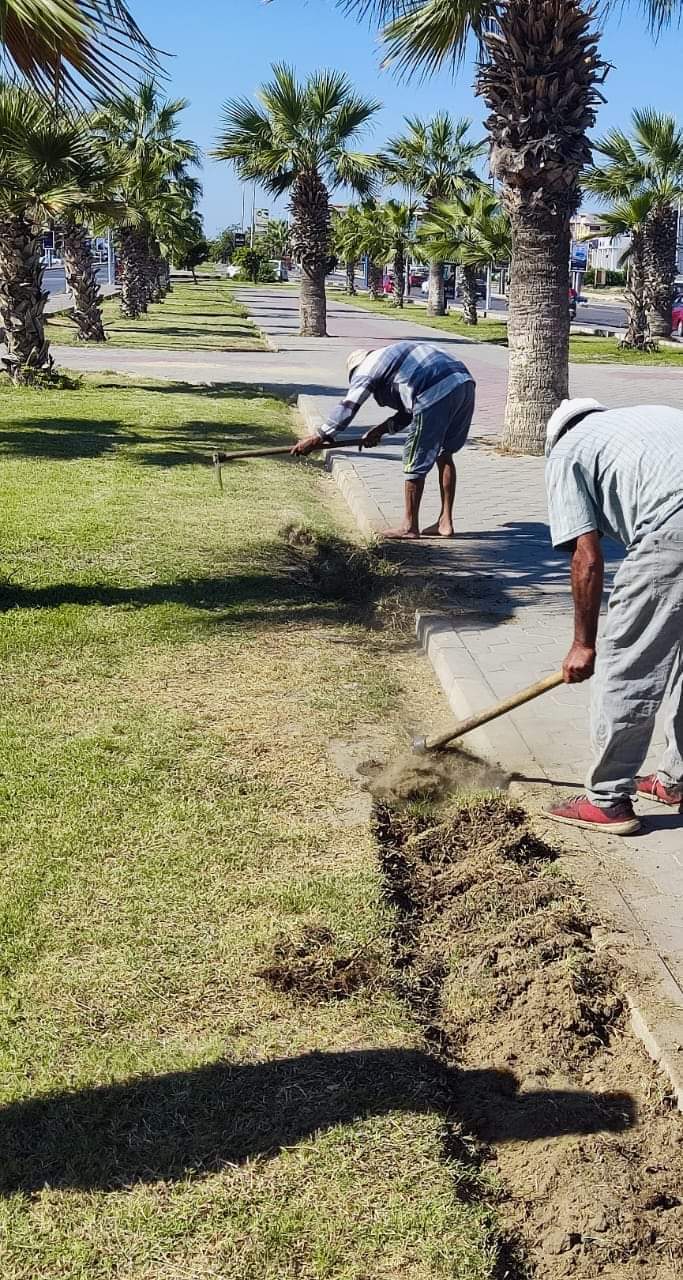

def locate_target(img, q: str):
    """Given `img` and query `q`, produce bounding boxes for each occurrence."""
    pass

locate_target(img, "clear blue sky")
[134,0,683,234]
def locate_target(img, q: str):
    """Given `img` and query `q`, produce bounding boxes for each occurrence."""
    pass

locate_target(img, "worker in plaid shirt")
[292,342,476,540]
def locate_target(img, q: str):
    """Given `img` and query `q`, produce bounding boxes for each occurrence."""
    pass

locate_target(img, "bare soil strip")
[373,796,683,1279]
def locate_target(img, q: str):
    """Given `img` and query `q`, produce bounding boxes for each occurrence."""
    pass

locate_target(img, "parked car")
[269,259,288,282]
[672,296,683,336]
[409,267,427,287]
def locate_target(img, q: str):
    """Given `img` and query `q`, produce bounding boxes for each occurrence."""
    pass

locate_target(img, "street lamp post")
[107,229,114,285]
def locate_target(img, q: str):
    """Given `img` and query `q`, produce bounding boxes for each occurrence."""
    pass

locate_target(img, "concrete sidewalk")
[237,286,683,1104]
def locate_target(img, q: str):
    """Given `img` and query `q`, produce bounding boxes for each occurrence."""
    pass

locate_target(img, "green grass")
[46,278,265,351]
[567,333,683,364]
[0,375,501,1279]
[328,287,683,365]
[326,289,508,344]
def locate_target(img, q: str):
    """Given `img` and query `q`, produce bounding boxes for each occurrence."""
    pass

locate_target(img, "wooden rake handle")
[212,439,367,463]
[414,670,565,754]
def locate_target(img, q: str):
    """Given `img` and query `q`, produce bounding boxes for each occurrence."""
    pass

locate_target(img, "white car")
[269,259,289,282]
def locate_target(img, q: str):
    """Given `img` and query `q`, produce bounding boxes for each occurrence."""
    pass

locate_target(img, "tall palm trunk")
[427,257,445,315]
[345,259,356,295]
[461,266,478,324]
[368,260,383,299]
[393,247,405,308]
[622,230,651,350]
[479,0,604,453]
[117,228,147,319]
[644,204,677,338]
[61,216,106,342]
[0,214,52,384]
[290,168,329,336]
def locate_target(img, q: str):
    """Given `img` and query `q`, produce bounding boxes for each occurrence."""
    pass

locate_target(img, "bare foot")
[421,521,455,538]
[381,526,421,540]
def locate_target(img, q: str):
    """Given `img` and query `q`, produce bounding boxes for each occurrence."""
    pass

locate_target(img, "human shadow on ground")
[0,1047,634,1196]
[448,524,623,595]
[0,530,516,633]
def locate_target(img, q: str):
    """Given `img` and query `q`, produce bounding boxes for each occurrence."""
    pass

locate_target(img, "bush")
[582,268,625,288]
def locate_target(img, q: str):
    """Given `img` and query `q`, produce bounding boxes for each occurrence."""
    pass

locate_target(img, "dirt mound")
[375,797,683,1279]
[365,745,509,804]
[257,924,383,1002]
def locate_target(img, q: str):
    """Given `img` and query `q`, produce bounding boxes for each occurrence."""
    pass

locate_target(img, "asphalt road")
[43,264,111,294]
[328,271,628,330]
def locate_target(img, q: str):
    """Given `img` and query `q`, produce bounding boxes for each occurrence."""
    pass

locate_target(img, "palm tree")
[382,199,417,307]
[339,0,610,451]
[260,218,290,259]
[421,190,511,325]
[584,111,683,338]
[355,201,389,299]
[380,114,485,316]
[582,193,656,351]
[1,0,156,103]
[96,83,201,317]
[213,64,380,336]
[332,205,366,294]
[0,83,125,380]
[339,0,683,450]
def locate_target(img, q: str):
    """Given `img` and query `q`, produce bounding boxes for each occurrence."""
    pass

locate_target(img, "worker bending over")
[292,342,475,540]
[544,398,683,836]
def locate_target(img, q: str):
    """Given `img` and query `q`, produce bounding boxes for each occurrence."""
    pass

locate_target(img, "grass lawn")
[326,289,508,344]
[46,278,265,351]
[0,374,502,1279]
[327,288,683,365]
[567,333,683,364]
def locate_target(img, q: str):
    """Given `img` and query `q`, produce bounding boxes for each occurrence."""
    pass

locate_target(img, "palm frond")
[0,0,161,103]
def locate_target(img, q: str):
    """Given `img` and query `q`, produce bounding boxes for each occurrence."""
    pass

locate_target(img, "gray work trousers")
[587,520,683,806]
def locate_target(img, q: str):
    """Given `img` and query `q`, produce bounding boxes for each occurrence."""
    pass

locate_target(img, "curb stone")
[300,389,683,1110]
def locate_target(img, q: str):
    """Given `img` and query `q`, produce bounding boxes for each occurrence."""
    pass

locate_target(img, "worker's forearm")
[570,552,604,647]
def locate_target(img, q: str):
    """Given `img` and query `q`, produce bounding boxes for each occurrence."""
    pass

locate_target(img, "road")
[43,264,112,295]
[328,271,628,330]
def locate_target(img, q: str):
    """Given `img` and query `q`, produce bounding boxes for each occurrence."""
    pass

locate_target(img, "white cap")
[545,398,607,456]
[346,348,371,379]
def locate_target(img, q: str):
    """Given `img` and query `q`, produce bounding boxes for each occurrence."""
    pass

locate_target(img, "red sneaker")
[635,775,683,810]
[544,795,641,835]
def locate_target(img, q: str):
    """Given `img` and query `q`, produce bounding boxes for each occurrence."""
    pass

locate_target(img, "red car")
[672,296,683,336]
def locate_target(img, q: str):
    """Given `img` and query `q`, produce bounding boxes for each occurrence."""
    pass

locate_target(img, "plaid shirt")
[321,341,474,441]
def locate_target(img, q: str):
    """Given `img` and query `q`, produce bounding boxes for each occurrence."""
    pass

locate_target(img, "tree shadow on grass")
[0,408,293,464]
[0,420,131,460]
[0,1047,634,1196]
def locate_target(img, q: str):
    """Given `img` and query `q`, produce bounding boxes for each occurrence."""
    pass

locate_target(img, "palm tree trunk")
[345,259,356,295]
[503,209,570,452]
[644,204,677,338]
[368,261,383,299]
[117,229,147,319]
[290,168,330,337]
[427,258,445,316]
[461,266,478,325]
[61,216,106,342]
[479,0,604,454]
[0,214,53,384]
[393,248,405,308]
[622,232,651,350]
